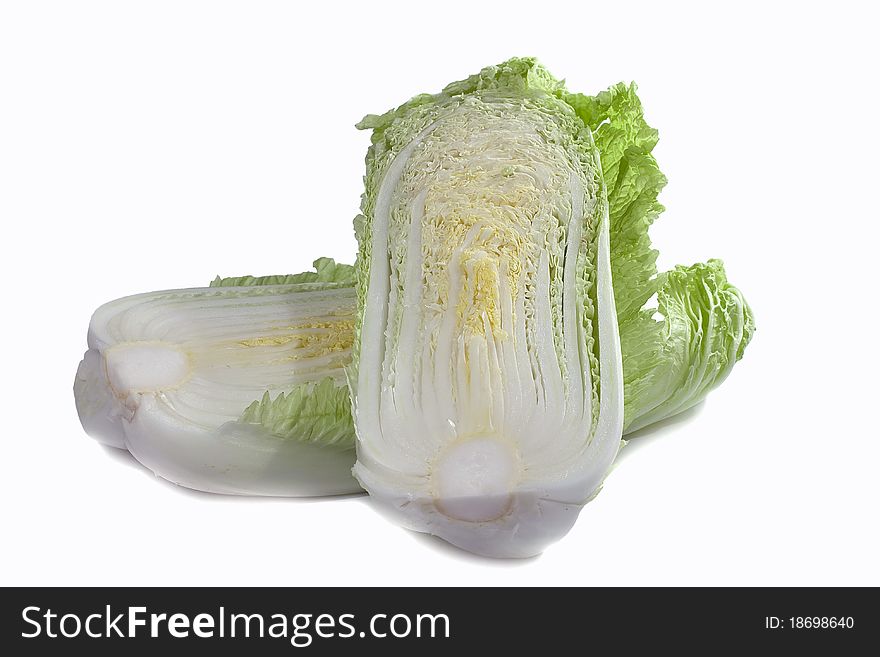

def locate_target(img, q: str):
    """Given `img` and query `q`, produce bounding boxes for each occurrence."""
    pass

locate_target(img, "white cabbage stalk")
[74,277,360,496]
[351,59,624,557]
[73,257,752,500]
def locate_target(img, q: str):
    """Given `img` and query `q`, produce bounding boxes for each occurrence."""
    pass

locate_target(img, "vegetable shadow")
[406,531,541,566]
[615,402,705,463]
[99,445,366,504]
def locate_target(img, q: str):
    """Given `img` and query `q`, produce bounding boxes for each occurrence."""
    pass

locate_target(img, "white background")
[1,1,877,586]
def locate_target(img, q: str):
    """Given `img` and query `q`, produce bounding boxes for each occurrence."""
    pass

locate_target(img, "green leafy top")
[566,83,666,324]
[210,257,355,288]
[239,378,354,448]
[567,81,754,431]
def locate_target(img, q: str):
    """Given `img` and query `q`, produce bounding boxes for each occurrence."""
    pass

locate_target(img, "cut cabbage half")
[351,58,625,557]
[74,268,360,496]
